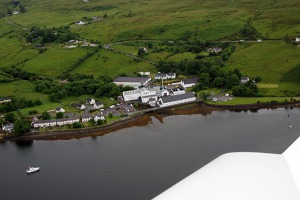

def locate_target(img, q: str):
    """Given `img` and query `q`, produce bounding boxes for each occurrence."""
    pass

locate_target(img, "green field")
[0,0,300,112]
[0,80,48,101]
[226,42,300,96]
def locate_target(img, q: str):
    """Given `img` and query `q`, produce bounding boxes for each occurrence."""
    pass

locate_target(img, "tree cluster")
[26,26,78,43]
[0,97,42,113]
[34,75,125,101]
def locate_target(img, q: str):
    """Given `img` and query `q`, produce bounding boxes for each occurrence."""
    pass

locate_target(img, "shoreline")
[4,101,300,141]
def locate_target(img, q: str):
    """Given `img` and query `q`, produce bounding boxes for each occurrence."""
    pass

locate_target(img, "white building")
[93,102,104,109]
[75,21,85,25]
[113,76,151,88]
[94,115,105,122]
[73,103,86,110]
[155,73,176,80]
[180,78,199,88]
[0,97,12,104]
[86,98,96,105]
[56,107,65,113]
[241,77,250,84]
[123,87,157,103]
[2,123,14,133]
[295,37,300,42]
[157,92,196,107]
[82,114,93,123]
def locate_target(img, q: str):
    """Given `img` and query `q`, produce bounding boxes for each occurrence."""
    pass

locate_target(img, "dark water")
[0,108,300,200]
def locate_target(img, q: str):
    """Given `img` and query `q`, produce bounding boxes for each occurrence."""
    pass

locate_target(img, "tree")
[199,91,210,101]
[213,77,225,88]
[225,74,240,89]
[4,113,15,123]
[13,118,31,135]
[108,113,113,118]
[0,117,4,126]
[19,4,26,13]
[73,122,82,128]
[42,112,51,120]
[97,119,103,125]
[56,112,63,119]
[89,118,96,126]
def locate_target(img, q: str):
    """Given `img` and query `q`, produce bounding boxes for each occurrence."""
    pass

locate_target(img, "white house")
[296,37,300,42]
[241,77,250,84]
[2,123,14,133]
[114,76,151,88]
[56,107,65,113]
[86,98,96,105]
[208,47,222,53]
[76,21,85,25]
[155,73,176,80]
[93,102,104,109]
[82,114,93,123]
[12,10,19,15]
[32,117,80,128]
[73,103,86,110]
[94,115,105,121]
[0,97,12,104]
[157,92,196,107]
[180,78,199,88]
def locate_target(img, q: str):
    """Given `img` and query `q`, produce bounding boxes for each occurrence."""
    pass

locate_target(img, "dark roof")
[241,77,249,80]
[113,77,150,83]
[182,78,199,85]
[72,103,83,108]
[160,92,195,103]
[95,101,103,105]
[0,97,11,101]
[155,73,167,77]
[87,97,94,102]
[167,73,176,76]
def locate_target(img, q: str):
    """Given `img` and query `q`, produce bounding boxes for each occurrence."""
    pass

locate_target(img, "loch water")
[0,108,299,200]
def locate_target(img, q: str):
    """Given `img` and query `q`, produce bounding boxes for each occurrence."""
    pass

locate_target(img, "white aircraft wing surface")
[154,137,300,200]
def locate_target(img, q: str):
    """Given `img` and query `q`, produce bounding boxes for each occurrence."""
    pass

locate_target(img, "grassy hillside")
[0,0,299,102]
[226,42,300,96]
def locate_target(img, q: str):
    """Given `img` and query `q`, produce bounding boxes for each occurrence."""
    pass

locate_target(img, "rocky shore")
[4,100,300,141]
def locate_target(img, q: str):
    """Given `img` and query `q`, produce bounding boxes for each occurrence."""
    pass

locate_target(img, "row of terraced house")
[32,114,105,128]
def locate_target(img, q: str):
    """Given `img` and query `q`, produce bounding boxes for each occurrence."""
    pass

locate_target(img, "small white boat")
[26,166,40,174]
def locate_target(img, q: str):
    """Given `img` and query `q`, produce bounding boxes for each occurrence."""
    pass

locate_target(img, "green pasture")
[72,49,155,77]
[0,80,48,101]
[21,47,88,77]
[226,42,300,96]
[209,97,300,105]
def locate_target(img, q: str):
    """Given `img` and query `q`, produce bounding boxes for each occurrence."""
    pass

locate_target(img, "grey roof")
[182,78,199,85]
[95,101,103,106]
[167,73,176,76]
[72,103,83,108]
[113,77,149,83]
[160,92,195,103]
[241,77,249,80]
[87,97,93,101]
[0,97,11,101]
[155,73,167,77]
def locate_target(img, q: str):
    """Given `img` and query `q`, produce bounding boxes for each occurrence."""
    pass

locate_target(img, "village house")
[32,117,80,128]
[0,97,12,104]
[208,47,222,53]
[2,123,14,133]
[73,103,86,110]
[94,115,105,122]
[113,76,151,88]
[56,107,65,113]
[81,114,93,123]
[93,102,104,109]
[86,98,96,105]
[75,21,85,25]
[12,10,19,15]
[155,73,176,80]
[157,92,196,107]
[180,78,199,88]
[241,77,250,84]
[296,37,300,42]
